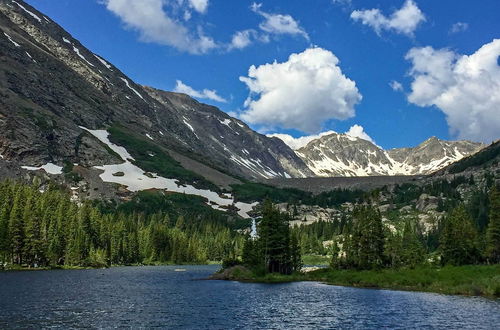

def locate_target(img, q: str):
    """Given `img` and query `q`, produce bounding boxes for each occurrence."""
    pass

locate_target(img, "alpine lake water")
[0,265,499,329]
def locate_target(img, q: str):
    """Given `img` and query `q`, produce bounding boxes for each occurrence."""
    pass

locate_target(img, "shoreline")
[0,261,222,272]
[210,264,500,299]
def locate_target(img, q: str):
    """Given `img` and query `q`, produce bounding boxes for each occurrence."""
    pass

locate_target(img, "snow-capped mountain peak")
[280,132,484,177]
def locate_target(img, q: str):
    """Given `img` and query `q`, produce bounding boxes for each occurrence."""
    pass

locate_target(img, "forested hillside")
[0,181,243,268]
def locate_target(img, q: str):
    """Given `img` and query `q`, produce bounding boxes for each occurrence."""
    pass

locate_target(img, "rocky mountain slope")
[0,0,312,187]
[293,132,483,177]
[0,0,488,218]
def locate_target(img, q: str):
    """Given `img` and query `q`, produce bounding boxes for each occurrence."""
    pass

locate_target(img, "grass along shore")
[217,264,500,298]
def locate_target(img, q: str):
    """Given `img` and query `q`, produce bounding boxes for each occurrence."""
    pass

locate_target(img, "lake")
[0,265,499,329]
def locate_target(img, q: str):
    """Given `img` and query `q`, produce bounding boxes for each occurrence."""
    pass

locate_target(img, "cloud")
[188,0,208,14]
[267,131,336,150]
[405,39,500,143]
[251,3,309,40]
[229,30,254,50]
[332,0,352,7]
[228,29,265,50]
[174,80,227,103]
[389,80,403,91]
[102,0,216,54]
[268,125,375,149]
[450,22,469,34]
[345,124,376,144]
[239,47,361,133]
[350,0,425,36]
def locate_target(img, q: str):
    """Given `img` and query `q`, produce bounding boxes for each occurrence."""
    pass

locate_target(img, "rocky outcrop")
[294,132,483,177]
[0,0,312,191]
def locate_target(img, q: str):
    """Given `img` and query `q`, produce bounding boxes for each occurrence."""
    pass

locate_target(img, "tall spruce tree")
[258,200,292,274]
[9,186,25,264]
[440,205,480,265]
[486,186,500,263]
[347,206,385,270]
[400,220,425,268]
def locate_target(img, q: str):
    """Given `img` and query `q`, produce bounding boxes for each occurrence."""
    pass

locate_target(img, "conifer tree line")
[329,185,500,270]
[241,201,302,275]
[0,181,242,268]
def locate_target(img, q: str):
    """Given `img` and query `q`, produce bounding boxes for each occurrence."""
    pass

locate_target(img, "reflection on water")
[0,265,499,329]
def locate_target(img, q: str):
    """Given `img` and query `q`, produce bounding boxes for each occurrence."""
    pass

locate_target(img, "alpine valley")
[1,0,500,309]
[0,0,487,212]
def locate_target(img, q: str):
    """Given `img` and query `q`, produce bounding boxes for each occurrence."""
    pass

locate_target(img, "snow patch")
[94,54,112,70]
[72,46,94,67]
[235,202,258,219]
[146,133,154,141]
[120,78,144,100]
[182,118,199,139]
[62,37,71,44]
[79,127,258,218]
[3,32,20,47]
[79,126,134,161]
[25,51,36,62]
[219,118,232,128]
[12,1,42,23]
[22,163,63,175]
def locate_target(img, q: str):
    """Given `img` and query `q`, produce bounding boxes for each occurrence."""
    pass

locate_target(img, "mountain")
[0,0,312,188]
[0,0,487,215]
[293,132,484,177]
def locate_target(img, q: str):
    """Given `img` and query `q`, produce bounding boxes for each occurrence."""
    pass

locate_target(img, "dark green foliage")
[100,190,250,231]
[448,141,500,174]
[0,181,243,268]
[467,189,490,232]
[231,182,309,204]
[108,125,218,191]
[231,182,366,208]
[486,186,500,263]
[242,236,260,268]
[400,220,426,268]
[242,201,302,275]
[440,205,480,266]
[289,232,302,272]
[347,206,385,270]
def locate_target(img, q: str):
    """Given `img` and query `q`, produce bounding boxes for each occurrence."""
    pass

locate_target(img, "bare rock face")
[0,0,312,189]
[294,132,484,177]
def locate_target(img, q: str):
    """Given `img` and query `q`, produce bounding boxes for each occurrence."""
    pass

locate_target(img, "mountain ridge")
[290,132,484,177]
[0,0,313,186]
[0,0,486,211]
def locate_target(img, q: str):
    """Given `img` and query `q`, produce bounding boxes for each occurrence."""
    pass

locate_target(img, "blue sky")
[25,0,500,149]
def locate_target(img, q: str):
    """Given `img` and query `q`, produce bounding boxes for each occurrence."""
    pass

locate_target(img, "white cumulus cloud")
[390,80,403,91]
[174,80,227,103]
[450,22,469,34]
[267,131,336,150]
[239,47,362,133]
[188,0,208,14]
[351,0,425,37]
[102,0,216,54]
[345,124,376,144]
[268,125,375,150]
[405,39,500,143]
[251,3,309,40]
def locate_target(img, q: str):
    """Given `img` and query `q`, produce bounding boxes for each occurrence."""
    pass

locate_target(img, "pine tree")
[440,205,480,265]
[258,200,292,274]
[0,191,10,265]
[9,186,25,264]
[348,206,384,270]
[486,186,500,263]
[289,231,302,272]
[401,220,425,268]
[23,192,46,267]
